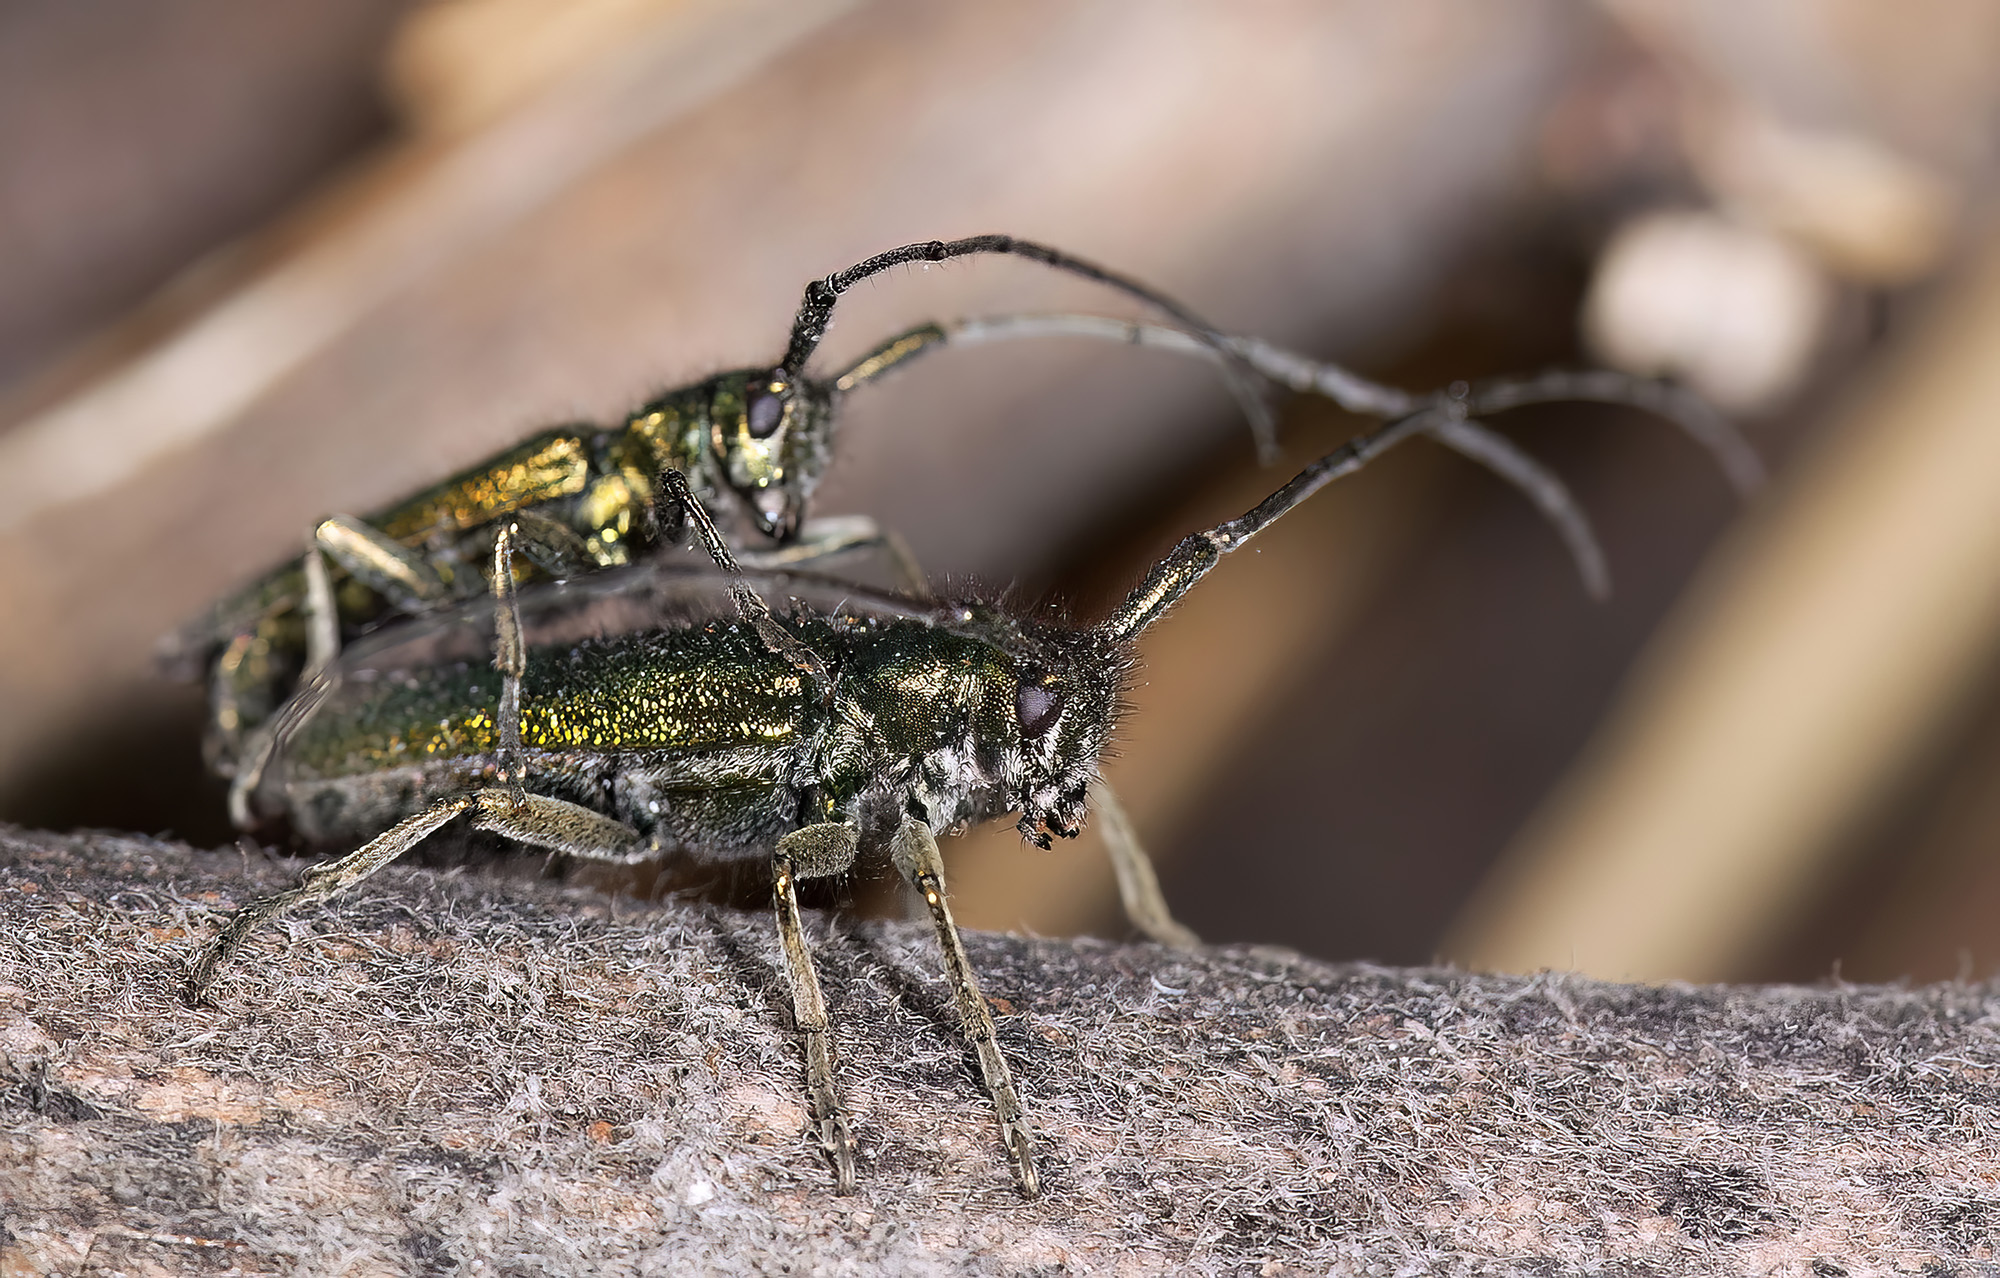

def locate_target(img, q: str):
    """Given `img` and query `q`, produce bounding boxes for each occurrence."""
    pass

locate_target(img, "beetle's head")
[711,369,836,541]
[1009,630,1127,849]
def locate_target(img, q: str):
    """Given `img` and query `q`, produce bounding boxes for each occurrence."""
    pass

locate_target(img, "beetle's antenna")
[1100,408,1446,643]
[1426,412,1609,600]
[828,323,951,392]
[903,315,1762,497]
[1453,370,1764,496]
[1237,345,1764,497]
[780,236,1281,459]
[828,312,1760,599]
[833,313,1617,600]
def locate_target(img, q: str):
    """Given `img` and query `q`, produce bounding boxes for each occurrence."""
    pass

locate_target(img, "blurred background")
[4,0,2000,986]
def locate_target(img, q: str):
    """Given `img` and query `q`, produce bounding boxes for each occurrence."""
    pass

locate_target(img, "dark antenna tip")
[775,237,1269,426]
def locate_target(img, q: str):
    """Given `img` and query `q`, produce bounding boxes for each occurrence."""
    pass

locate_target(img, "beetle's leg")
[189,788,648,1003]
[490,523,528,790]
[650,467,735,573]
[300,536,341,678]
[225,518,441,824]
[210,618,290,768]
[230,578,346,827]
[874,528,929,598]
[1089,780,1200,950]
[313,515,451,613]
[209,636,255,764]
[890,817,1039,1197]
[464,790,648,862]
[653,467,831,692]
[497,509,596,579]
[310,508,588,678]
[737,515,930,599]
[224,734,268,829]
[485,517,645,794]
[188,792,480,1001]
[773,822,863,1192]
[225,667,337,830]
[736,514,879,567]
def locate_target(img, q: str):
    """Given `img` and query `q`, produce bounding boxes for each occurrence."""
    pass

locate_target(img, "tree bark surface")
[3,826,1997,1276]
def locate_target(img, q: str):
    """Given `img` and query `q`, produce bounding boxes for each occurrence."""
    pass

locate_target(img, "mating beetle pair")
[176,236,1756,1196]
[166,238,1256,807]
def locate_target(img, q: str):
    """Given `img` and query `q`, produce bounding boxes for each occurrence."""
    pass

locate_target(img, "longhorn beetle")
[186,372,1752,1195]
[164,236,1757,869]
[162,237,1269,815]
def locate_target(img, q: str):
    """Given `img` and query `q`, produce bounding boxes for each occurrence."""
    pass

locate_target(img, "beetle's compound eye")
[746,377,785,440]
[1016,677,1063,739]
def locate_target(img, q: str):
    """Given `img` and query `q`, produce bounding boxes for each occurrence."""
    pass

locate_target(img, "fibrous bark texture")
[3,826,1997,1276]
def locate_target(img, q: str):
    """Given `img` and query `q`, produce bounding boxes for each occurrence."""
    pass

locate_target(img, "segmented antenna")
[858,314,1632,600]
[899,313,1768,601]
[1101,407,1449,643]
[779,236,1280,458]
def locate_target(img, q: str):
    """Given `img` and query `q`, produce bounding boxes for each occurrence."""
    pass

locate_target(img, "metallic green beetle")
[187,374,1753,1196]
[168,233,1759,855]
[165,235,1273,801]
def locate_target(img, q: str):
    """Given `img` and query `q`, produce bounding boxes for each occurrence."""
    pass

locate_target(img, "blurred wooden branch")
[1451,224,2000,982]
[5,827,1997,1274]
[0,0,848,536]
[388,0,738,136]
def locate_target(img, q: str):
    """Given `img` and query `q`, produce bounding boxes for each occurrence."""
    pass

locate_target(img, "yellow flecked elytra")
[378,434,592,540]
[288,622,829,779]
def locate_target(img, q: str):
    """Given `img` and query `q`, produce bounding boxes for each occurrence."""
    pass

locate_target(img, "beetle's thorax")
[880,604,1131,850]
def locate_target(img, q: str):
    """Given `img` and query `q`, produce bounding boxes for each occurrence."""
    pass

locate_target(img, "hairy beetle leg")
[892,817,1040,1198]
[737,514,930,599]
[187,788,651,1007]
[773,824,863,1193]
[1090,780,1200,950]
